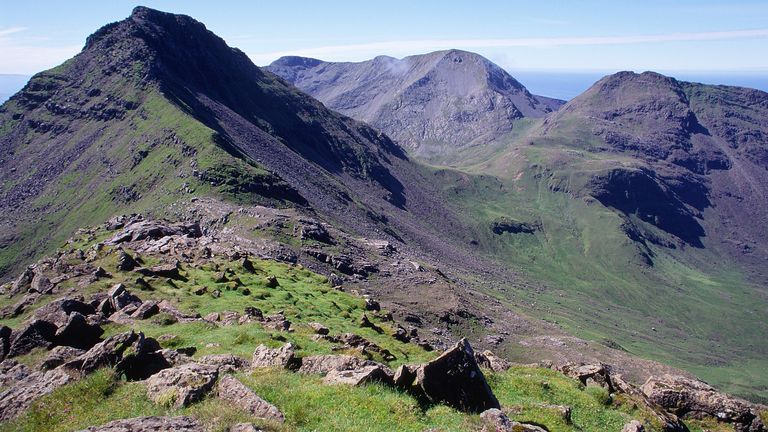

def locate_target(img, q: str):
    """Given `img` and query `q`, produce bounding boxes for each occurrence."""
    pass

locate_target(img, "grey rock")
[79,416,203,431]
[298,354,373,375]
[41,346,85,370]
[131,300,159,319]
[7,319,57,357]
[415,338,499,413]
[323,364,393,386]
[622,420,645,432]
[146,362,218,408]
[199,353,248,373]
[0,368,75,421]
[0,359,31,386]
[218,375,284,422]
[54,311,104,349]
[475,350,512,373]
[65,331,138,374]
[251,343,298,369]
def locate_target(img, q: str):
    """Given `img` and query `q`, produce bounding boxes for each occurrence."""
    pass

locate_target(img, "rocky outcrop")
[475,350,512,373]
[218,375,284,422]
[297,354,374,375]
[558,363,615,392]
[65,331,138,374]
[251,343,298,369]
[79,416,204,432]
[415,338,499,413]
[199,354,248,373]
[145,363,218,408]
[323,365,393,387]
[7,319,57,357]
[41,346,86,370]
[0,367,75,421]
[642,374,766,432]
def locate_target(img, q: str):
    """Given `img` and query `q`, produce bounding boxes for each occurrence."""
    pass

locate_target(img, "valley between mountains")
[0,6,766,432]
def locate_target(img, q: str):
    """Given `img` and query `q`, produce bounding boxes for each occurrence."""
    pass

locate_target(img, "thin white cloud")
[0,27,27,37]
[249,28,768,64]
[0,27,81,74]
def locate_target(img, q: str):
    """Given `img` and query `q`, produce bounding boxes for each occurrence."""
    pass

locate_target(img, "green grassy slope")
[431,139,768,403]
[0,230,706,432]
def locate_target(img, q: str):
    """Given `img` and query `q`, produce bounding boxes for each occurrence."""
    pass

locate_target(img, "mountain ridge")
[267,50,565,161]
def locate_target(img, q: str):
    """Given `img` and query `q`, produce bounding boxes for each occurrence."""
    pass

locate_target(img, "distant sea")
[1,71,766,104]
[511,71,768,101]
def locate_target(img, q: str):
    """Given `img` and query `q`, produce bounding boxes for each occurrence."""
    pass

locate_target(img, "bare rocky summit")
[268,50,564,161]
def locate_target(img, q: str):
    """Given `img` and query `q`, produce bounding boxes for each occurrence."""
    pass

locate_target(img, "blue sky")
[1,0,768,76]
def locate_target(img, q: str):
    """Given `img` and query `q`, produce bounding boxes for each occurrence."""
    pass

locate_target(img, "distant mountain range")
[268,51,564,162]
[1,6,767,416]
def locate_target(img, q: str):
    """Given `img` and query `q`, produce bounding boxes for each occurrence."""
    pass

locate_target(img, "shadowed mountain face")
[0,6,459,276]
[535,71,768,255]
[267,51,564,161]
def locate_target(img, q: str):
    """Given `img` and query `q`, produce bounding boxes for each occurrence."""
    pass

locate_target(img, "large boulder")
[218,375,284,422]
[0,368,75,421]
[642,374,765,432]
[41,346,86,370]
[297,354,373,375]
[7,320,57,357]
[78,416,203,432]
[251,343,299,369]
[323,365,393,387]
[558,363,615,392]
[145,363,218,408]
[64,331,138,374]
[415,338,500,413]
[200,354,248,373]
[115,334,180,380]
[32,297,96,327]
[54,312,104,349]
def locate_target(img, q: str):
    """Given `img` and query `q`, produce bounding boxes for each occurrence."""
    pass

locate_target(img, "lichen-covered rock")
[41,346,85,370]
[415,338,499,413]
[79,415,203,431]
[199,353,248,373]
[64,331,138,374]
[145,362,218,408]
[323,365,393,386]
[642,374,765,432]
[297,354,373,375]
[475,350,511,373]
[0,368,75,421]
[54,311,103,349]
[218,375,284,422]
[479,408,548,432]
[251,343,298,369]
[622,420,645,432]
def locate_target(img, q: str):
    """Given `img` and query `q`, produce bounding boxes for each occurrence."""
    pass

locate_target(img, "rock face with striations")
[267,50,564,161]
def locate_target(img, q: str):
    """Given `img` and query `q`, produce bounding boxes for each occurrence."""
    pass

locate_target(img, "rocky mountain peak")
[267,50,565,161]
